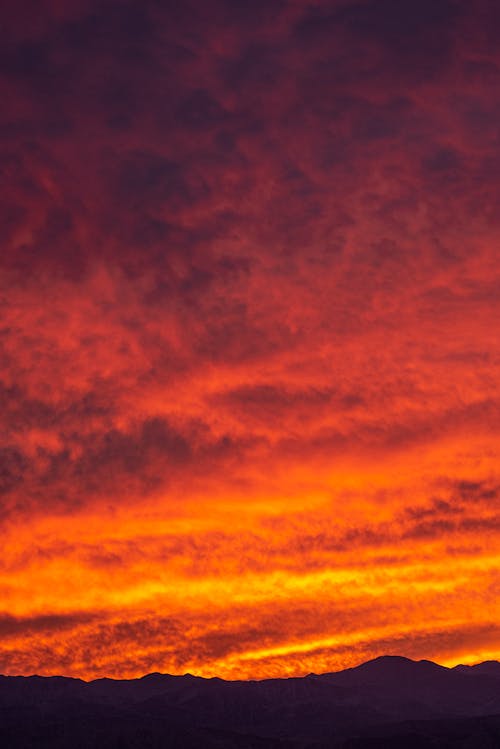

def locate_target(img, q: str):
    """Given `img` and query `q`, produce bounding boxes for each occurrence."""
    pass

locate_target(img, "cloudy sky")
[1,0,499,679]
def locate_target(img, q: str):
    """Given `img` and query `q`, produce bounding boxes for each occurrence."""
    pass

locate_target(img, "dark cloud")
[0,416,258,517]
[110,151,206,212]
[209,384,364,431]
[176,89,230,131]
[338,0,459,47]
[0,447,28,497]
[0,612,97,639]
[295,0,461,84]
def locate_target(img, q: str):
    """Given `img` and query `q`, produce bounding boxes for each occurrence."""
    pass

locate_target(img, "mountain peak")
[361,654,416,667]
[321,653,452,690]
[353,654,446,674]
[454,661,500,676]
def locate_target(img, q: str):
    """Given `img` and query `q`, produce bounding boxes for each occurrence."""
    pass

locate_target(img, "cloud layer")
[1,0,499,677]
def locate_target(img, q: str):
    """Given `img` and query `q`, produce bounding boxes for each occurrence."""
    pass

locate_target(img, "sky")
[0,0,499,680]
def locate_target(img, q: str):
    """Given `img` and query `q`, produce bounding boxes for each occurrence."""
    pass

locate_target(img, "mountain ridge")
[3,656,500,747]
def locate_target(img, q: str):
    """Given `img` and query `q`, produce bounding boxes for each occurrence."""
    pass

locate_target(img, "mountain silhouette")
[2,656,500,747]
[454,660,500,677]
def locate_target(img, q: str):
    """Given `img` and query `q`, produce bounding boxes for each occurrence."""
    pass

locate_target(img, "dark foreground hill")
[3,656,500,748]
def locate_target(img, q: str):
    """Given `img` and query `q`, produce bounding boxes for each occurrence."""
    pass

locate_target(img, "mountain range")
[3,656,500,747]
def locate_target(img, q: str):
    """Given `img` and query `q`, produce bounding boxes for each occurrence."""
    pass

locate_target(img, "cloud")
[0,612,97,639]
[0,0,499,678]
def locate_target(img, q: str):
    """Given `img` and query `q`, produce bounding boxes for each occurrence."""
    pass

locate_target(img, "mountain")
[454,660,500,678]
[2,656,500,747]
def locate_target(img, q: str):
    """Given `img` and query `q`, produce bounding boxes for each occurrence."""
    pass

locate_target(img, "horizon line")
[2,653,499,684]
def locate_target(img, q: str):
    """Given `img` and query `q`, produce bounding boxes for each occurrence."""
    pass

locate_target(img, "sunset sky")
[1,0,499,680]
